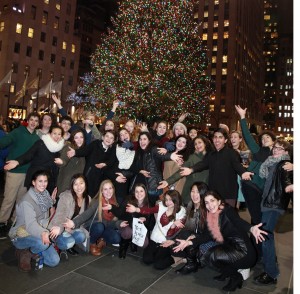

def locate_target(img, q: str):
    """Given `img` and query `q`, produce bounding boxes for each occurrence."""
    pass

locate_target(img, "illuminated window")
[278,112,282,117]
[278,126,281,131]
[44,0,49,4]
[224,20,229,26]
[204,11,208,17]
[202,34,208,41]
[211,68,216,75]
[0,22,4,32]
[28,28,34,38]
[222,55,227,62]
[71,44,76,53]
[210,104,215,112]
[16,23,22,34]
[222,68,227,75]
[56,3,61,10]
[224,31,229,38]
[213,45,217,51]
[213,21,218,27]
[203,22,208,29]
[212,56,217,63]
[264,15,270,20]
[221,107,226,112]
[62,41,67,50]
[279,105,282,110]
[42,11,48,24]
[213,33,218,39]
[194,12,198,19]
[54,17,59,29]
[214,0,219,4]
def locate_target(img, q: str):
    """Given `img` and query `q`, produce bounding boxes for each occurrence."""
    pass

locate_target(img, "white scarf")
[116,145,135,169]
[41,134,65,153]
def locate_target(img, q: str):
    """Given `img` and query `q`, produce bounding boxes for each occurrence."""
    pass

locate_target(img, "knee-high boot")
[176,246,198,275]
[119,238,130,259]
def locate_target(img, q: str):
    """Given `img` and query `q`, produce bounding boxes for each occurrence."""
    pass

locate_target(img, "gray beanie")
[172,122,187,135]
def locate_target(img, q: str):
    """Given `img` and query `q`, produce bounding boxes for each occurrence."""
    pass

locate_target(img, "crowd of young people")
[0,100,293,292]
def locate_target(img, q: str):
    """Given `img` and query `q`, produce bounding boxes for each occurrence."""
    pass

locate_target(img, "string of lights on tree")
[67,0,213,124]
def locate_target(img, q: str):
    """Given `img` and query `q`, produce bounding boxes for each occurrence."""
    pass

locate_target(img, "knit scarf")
[42,134,65,153]
[102,197,117,221]
[31,187,53,212]
[206,209,224,243]
[259,154,290,179]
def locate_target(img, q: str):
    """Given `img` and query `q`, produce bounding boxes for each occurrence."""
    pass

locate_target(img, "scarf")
[42,134,65,153]
[32,187,53,212]
[206,209,224,243]
[116,145,135,169]
[259,154,290,179]
[102,197,117,221]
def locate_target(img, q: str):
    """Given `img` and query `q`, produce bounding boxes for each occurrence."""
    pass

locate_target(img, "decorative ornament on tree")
[68,0,213,124]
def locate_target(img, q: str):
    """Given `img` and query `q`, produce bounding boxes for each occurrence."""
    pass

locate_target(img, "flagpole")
[6,83,11,118]
[36,69,41,112]
[21,70,29,119]
[48,78,53,111]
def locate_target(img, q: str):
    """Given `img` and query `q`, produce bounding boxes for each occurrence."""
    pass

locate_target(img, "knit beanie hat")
[172,122,187,135]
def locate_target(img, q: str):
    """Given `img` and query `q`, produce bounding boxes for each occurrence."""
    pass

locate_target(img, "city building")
[195,0,265,132]
[0,0,80,119]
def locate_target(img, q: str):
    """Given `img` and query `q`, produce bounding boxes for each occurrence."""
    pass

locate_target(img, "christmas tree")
[68,0,212,124]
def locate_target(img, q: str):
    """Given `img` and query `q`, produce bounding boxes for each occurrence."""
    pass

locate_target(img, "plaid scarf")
[259,154,290,179]
[32,187,53,212]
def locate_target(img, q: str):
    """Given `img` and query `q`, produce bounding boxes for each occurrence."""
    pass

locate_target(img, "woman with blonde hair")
[63,179,121,256]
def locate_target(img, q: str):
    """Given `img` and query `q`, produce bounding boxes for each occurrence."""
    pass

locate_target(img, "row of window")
[277,127,293,132]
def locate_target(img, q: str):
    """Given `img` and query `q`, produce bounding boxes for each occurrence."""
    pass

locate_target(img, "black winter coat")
[262,160,292,211]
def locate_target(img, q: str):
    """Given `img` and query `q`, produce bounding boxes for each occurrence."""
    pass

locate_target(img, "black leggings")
[143,240,174,270]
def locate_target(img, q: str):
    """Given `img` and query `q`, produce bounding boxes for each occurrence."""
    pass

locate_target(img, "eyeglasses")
[273,146,285,151]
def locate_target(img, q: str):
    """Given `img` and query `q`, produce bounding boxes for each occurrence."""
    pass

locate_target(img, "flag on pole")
[26,76,39,90]
[15,73,29,102]
[31,80,62,99]
[0,70,12,91]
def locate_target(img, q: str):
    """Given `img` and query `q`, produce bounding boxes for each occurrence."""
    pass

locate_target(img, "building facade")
[0,0,80,119]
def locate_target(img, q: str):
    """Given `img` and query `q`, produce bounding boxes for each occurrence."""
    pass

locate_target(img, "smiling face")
[176,137,187,151]
[119,129,130,142]
[204,194,221,214]
[261,134,274,148]
[42,114,52,129]
[61,120,72,132]
[50,127,63,142]
[213,132,227,151]
[230,132,242,150]
[189,129,198,140]
[74,131,84,148]
[105,120,115,131]
[272,143,288,158]
[164,194,175,209]
[125,121,135,134]
[27,116,40,132]
[102,182,114,200]
[174,125,185,137]
[135,186,146,204]
[194,138,206,153]
[32,175,48,193]
[73,177,86,197]
[139,134,150,150]
[156,122,167,136]
[103,132,115,147]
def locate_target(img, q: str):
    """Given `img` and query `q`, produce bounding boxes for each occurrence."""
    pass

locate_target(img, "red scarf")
[206,209,224,243]
[102,197,117,221]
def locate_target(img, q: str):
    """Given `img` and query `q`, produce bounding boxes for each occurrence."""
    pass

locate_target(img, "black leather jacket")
[262,160,292,210]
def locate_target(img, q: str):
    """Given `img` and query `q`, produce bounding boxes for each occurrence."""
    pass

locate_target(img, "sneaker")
[0,223,8,240]
[254,272,277,285]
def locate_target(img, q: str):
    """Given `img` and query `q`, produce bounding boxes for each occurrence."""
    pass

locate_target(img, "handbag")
[132,217,148,247]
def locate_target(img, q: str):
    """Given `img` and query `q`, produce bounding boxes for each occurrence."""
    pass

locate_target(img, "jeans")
[12,235,60,267]
[86,222,121,245]
[55,229,86,250]
[261,210,281,279]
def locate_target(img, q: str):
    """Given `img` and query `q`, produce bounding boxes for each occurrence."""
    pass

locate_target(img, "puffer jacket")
[262,160,292,211]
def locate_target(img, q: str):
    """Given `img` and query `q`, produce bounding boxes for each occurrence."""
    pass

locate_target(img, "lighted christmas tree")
[68,0,212,124]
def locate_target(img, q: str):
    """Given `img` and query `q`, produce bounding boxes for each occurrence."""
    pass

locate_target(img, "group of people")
[0,98,293,292]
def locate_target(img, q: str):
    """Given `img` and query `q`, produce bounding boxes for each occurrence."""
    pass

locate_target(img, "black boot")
[213,272,229,282]
[119,238,130,259]
[130,242,138,252]
[176,246,198,275]
[222,272,243,292]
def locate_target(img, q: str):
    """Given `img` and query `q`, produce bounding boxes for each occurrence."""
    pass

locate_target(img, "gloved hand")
[122,140,134,150]
[164,141,175,152]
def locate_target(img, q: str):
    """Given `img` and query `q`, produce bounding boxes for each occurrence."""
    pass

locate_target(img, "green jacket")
[166,152,209,205]
[0,126,40,173]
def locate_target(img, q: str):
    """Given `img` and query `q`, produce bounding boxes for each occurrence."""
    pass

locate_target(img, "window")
[224,31,229,38]
[54,17,59,29]
[39,50,44,60]
[66,3,71,15]
[52,36,57,46]
[212,56,217,63]
[44,0,49,4]
[65,21,70,33]
[42,11,48,25]
[61,57,66,67]
[50,54,56,64]
[56,0,61,10]
[68,76,73,86]
[213,21,218,28]
[210,104,215,112]
[222,68,227,75]
[0,22,4,32]
[28,28,34,38]
[222,55,227,63]
[40,32,46,42]
[202,34,208,41]
[71,44,76,53]
[31,5,36,19]
[0,40,2,51]
[70,60,74,69]
[213,33,218,39]
[62,41,67,50]
[16,23,22,34]
[37,68,42,78]
[213,45,217,51]
[26,46,32,57]
[224,20,229,26]
[14,42,20,53]
[204,11,208,17]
